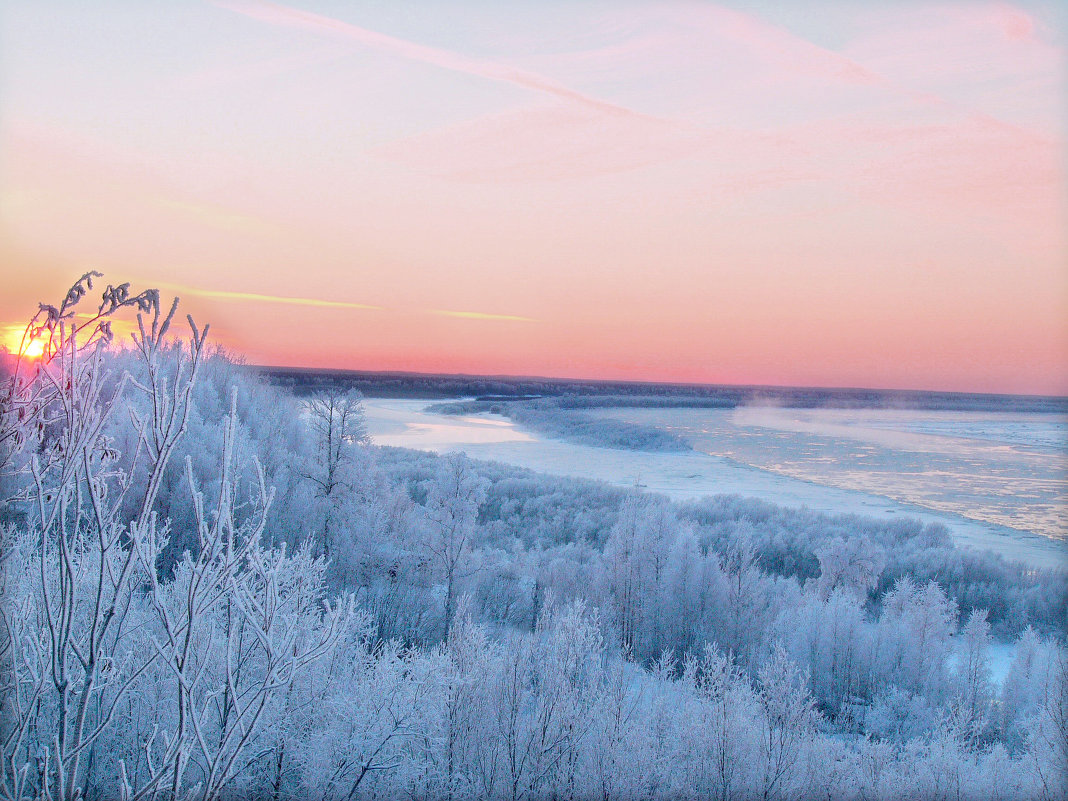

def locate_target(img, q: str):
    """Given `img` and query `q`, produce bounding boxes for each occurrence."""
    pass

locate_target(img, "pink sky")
[1,1,1065,394]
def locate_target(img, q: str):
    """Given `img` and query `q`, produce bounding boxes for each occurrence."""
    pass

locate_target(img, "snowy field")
[364,399,1068,571]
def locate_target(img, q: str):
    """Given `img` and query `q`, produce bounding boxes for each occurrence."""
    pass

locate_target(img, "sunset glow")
[1,1,1065,394]
[1,326,43,361]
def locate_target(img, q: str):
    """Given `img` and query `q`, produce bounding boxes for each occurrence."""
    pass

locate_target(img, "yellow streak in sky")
[147,283,536,323]
[433,310,536,323]
[158,282,382,311]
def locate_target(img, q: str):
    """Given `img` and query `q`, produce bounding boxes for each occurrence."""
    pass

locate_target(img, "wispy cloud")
[212,0,650,120]
[158,282,382,310]
[433,309,536,323]
[157,281,536,322]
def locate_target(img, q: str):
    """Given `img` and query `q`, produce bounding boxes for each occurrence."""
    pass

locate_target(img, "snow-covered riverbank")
[363,399,1068,571]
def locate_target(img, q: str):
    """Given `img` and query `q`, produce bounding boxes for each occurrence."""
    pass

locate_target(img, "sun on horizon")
[1,325,45,362]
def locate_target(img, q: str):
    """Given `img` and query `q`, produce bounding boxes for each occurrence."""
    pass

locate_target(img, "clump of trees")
[0,276,351,801]
[1,275,1065,800]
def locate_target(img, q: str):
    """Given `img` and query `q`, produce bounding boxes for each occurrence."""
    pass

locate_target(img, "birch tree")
[302,390,367,559]
[421,455,487,641]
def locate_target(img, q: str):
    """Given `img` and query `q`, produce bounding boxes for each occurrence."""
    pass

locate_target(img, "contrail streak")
[156,282,536,322]
[158,282,382,310]
[433,309,536,323]
[213,0,651,120]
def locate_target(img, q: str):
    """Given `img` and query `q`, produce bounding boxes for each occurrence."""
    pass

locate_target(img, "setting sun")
[1,325,45,361]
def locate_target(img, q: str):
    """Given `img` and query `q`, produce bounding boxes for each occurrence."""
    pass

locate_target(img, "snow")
[987,643,1017,687]
[946,642,1017,688]
[363,399,1068,571]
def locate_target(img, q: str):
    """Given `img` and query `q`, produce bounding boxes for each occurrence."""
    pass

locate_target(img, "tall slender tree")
[302,389,367,558]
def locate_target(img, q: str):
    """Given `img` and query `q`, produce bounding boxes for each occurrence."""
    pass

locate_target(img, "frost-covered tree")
[683,643,752,801]
[420,454,488,641]
[0,275,351,801]
[874,576,957,699]
[302,389,368,559]
[601,498,698,660]
[952,608,994,747]
[1000,626,1049,750]
[814,535,886,601]
[755,645,817,801]
[1026,646,1068,801]
[0,274,208,801]
[781,587,868,716]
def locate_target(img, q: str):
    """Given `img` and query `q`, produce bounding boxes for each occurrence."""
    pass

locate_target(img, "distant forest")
[258,365,1068,413]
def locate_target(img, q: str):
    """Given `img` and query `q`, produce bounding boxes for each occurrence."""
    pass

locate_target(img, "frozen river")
[363,399,1068,571]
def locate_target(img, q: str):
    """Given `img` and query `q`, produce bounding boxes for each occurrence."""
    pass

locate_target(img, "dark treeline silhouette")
[258,365,1068,413]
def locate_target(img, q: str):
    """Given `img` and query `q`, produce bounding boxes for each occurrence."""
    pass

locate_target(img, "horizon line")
[248,362,1068,403]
